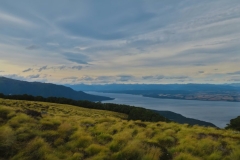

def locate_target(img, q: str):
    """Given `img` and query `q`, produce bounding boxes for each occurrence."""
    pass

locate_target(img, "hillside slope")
[154,110,216,127]
[0,99,240,160]
[0,77,112,101]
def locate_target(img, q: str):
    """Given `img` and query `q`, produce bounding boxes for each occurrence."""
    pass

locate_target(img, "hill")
[1,99,240,160]
[67,83,240,92]
[153,110,216,127]
[67,84,240,102]
[0,93,217,127]
[0,77,112,102]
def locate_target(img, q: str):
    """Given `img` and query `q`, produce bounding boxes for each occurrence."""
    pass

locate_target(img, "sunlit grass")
[0,98,240,160]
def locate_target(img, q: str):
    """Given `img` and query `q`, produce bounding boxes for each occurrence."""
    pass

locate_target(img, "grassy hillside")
[0,99,240,160]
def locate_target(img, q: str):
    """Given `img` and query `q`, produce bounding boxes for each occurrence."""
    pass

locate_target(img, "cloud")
[156,75,165,79]
[227,71,240,75]
[142,76,154,80]
[22,68,33,72]
[58,66,67,70]
[79,76,94,81]
[61,76,80,83]
[228,77,240,82]
[47,42,59,46]
[166,76,189,80]
[3,74,26,81]
[27,74,40,78]
[56,1,157,40]
[95,76,113,81]
[71,66,82,70]
[62,76,78,80]
[26,45,40,50]
[36,65,83,72]
[1,1,240,84]
[63,52,89,64]
[141,75,189,81]
[0,11,34,27]
[38,66,48,72]
[68,59,88,64]
[117,75,135,82]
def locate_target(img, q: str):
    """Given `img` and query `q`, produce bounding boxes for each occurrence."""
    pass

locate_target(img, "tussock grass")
[0,98,240,160]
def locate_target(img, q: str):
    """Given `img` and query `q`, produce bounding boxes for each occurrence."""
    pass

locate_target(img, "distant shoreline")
[142,95,240,103]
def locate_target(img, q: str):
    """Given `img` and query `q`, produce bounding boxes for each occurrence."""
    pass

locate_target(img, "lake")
[87,91,240,128]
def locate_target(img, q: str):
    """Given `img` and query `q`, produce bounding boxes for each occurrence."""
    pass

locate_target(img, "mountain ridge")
[0,77,112,101]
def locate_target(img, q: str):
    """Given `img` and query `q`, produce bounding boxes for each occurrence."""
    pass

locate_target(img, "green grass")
[0,98,240,160]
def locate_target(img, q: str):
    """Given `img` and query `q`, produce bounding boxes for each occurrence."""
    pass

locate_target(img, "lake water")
[87,92,240,128]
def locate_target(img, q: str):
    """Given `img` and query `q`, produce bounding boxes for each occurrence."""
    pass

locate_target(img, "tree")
[226,116,240,131]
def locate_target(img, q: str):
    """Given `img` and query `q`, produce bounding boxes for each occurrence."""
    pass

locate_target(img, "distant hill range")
[67,84,240,102]
[154,110,216,127]
[67,83,240,92]
[0,77,112,102]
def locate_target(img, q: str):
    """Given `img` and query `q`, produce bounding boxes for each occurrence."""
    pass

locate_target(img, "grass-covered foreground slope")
[0,99,240,160]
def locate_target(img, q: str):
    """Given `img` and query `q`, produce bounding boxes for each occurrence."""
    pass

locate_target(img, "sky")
[0,0,240,84]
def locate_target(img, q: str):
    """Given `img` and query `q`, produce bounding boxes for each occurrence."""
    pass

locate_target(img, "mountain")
[67,84,240,102]
[66,83,240,92]
[0,77,112,101]
[153,110,216,127]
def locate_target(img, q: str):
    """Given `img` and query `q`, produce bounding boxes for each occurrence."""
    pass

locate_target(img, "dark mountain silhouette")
[153,110,216,127]
[0,77,112,101]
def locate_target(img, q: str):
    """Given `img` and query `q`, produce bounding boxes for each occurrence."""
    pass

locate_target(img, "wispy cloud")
[0,0,240,84]
[22,68,33,72]
[0,11,34,27]
[47,42,59,46]
[27,74,40,78]
[3,74,26,81]
[63,52,89,64]
[227,71,240,75]
[117,75,135,82]
[38,66,48,72]
[26,45,39,50]
[71,66,82,70]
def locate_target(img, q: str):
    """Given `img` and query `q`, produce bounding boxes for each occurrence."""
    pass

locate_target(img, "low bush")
[1,98,240,160]
[85,144,104,157]
[0,125,16,158]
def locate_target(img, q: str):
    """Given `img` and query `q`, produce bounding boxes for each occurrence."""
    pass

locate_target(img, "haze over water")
[87,92,240,128]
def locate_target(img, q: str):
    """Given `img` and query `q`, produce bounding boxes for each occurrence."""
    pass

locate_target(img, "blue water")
[87,92,240,128]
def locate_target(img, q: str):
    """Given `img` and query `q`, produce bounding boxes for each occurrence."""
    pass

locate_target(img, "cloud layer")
[0,0,240,84]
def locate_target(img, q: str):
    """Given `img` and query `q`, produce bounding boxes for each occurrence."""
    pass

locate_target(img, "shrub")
[142,145,162,160]
[0,106,13,120]
[226,147,240,160]
[113,141,144,160]
[85,144,104,156]
[58,121,76,139]
[175,152,201,160]
[41,130,59,143]
[40,118,61,130]
[8,113,34,128]
[15,126,37,142]
[157,135,176,147]
[207,151,223,160]
[12,137,52,160]
[71,152,84,160]
[69,130,92,148]
[96,133,113,144]
[0,125,16,158]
